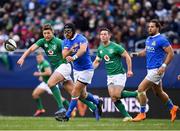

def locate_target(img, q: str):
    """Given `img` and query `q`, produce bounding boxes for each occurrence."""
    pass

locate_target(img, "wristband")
[72,55,78,60]
[161,63,167,68]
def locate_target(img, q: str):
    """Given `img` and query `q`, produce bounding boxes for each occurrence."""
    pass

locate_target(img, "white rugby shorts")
[54,63,72,80]
[73,69,94,84]
[145,68,164,85]
[107,73,127,88]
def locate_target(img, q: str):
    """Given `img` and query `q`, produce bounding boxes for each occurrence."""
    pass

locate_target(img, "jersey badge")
[104,55,110,61]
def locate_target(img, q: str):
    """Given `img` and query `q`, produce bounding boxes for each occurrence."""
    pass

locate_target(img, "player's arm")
[157,45,174,75]
[17,44,39,66]
[93,56,101,69]
[163,45,174,66]
[62,44,79,59]
[121,50,133,77]
[130,48,146,57]
[34,67,52,77]
[66,43,87,62]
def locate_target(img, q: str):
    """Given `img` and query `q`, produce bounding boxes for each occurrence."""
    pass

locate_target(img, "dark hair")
[99,27,110,33]
[64,23,76,34]
[150,19,161,31]
[42,24,53,31]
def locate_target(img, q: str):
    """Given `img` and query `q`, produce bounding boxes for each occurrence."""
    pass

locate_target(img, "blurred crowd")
[0,0,179,51]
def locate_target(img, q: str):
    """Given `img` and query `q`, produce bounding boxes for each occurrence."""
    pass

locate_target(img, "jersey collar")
[71,33,77,40]
[151,33,160,38]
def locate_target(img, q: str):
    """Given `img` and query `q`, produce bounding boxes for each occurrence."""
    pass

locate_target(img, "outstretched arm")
[17,44,39,66]
[130,49,146,57]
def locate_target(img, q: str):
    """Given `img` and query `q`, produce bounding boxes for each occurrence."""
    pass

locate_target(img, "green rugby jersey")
[35,37,66,70]
[37,60,50,83]
[97,41,126,75]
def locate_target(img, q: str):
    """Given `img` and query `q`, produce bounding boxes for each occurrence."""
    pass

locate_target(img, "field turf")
[0,116,179,130]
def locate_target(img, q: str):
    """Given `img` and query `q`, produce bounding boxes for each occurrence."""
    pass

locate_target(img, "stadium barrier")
[0,53,180,118]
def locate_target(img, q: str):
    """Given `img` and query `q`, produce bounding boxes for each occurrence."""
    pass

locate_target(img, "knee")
[80,92,87,99]
[32,92,39,99]
[47,80,54,88]
[72,89,80,97]
[111,96,118,102]
[137,90,146,99]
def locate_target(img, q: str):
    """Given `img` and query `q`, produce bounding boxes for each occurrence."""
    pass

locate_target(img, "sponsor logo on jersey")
[104,55,110,61]
[48,50,54,55]
[146,45,155,52]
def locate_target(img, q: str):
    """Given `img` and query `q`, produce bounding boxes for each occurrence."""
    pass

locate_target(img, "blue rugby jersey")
[145,33,170,69]
[63,34,93,71]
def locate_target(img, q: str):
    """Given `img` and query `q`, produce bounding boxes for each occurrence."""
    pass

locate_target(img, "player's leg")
[63,80,97,115]
[80,88,102,120]
[62,81,85,121]
[47,72,65,110]
[113,73,138,99]
[152,81,179,122]
[121,90,138,98]
[48,63,72,115]
[108,85,132,121]
[132,78,153,121]
[32,83,46,116]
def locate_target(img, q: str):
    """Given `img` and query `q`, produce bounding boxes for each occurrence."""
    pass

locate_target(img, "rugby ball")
[4,39,17,51]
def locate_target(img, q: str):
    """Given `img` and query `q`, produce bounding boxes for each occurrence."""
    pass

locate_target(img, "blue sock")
[86,93,99,105]
[166,99,173,110]
[140,106,146,113]
[66,97,78,118]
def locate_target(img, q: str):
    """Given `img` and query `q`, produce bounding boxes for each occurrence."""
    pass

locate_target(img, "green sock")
[121,90,138,98]
[114,100,130,117]
[63,99,69,108]
[50,86,64,109]
[35,98,43,110]
[79,98,96,111]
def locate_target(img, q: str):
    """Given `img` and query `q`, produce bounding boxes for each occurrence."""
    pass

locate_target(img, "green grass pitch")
[0,116,179,130]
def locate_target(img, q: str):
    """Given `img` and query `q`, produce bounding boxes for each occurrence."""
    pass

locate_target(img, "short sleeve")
[159,37,170,48]
[79,35,88,45]
[43,61,51,69]
[35,38,44,47]
[115,44,125,55]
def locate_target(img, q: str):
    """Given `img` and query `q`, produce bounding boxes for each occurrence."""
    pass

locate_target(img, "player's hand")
[177,75,180,80]
[33,71,40,76]
[127,70,133,77]
[17,58,24,67]
[157,67,165,75]
[130,52,138,57]
[66,56,74,62]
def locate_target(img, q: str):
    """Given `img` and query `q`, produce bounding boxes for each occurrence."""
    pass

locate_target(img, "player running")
[17,24,101,120]
[93,27,138,122]
[57,23,103,121]
[32,52,69,116]
[131,19,179,122]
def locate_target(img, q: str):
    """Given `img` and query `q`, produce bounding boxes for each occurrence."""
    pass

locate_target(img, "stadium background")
[0,0,180,119]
